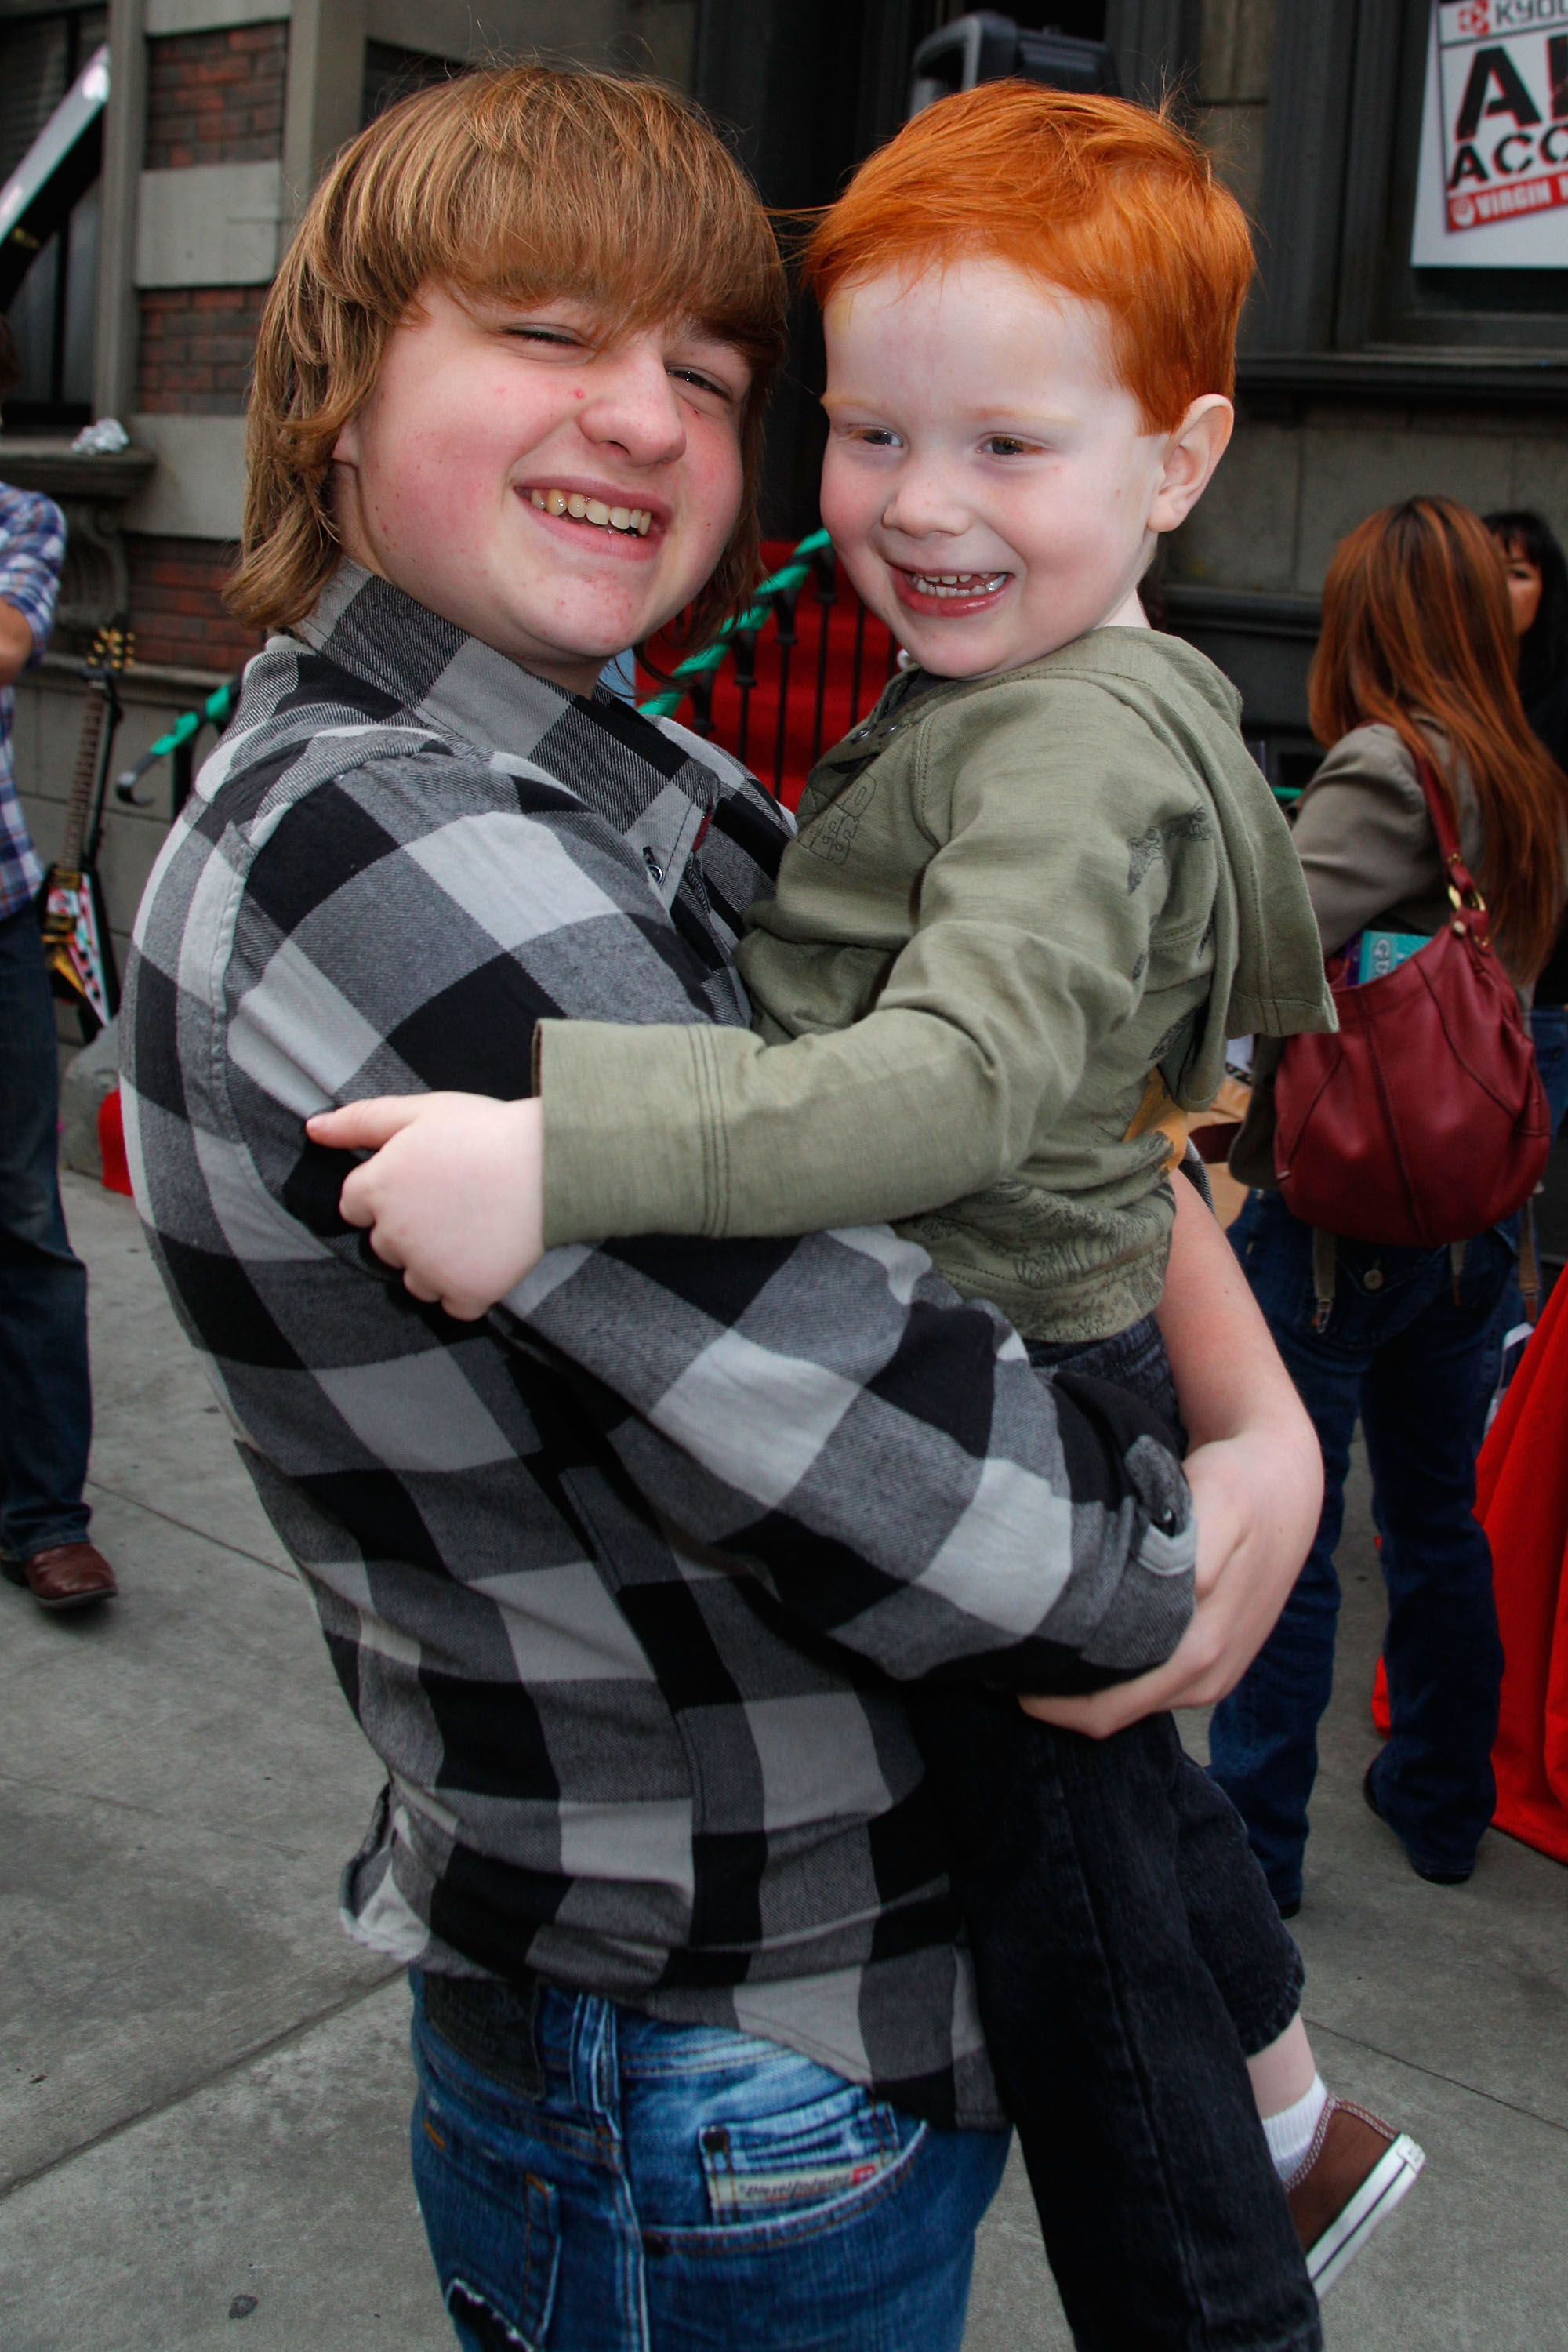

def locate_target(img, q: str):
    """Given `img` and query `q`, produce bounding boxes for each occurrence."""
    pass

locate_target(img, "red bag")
[1273,759,1550,1247]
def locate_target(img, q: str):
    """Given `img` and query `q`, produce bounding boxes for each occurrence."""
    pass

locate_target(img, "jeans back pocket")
[698,2081,916,2223]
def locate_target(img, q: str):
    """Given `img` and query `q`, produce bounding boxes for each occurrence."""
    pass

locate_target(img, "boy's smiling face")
[819,257,1230,681]
[331,285,750,693]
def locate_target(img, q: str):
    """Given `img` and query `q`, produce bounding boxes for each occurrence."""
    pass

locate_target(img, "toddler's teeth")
[637,511,651,535]
[529,488,547,509]
[566,493,588,518]
[546,489,568,516]
[609,506,631,532]
[585,499,611,526]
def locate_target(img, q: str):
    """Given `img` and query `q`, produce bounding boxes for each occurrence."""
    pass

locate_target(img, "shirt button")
[642,846,664,883]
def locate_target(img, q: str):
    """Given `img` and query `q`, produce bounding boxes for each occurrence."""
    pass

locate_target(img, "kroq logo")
[1457,1,1490,31]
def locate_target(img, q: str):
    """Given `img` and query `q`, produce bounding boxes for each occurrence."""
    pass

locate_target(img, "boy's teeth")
[528,488,652,535]
[911,570,1007,597]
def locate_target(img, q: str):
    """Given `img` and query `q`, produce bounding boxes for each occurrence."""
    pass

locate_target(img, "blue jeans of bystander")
[1529,1003,1568,1134]
[1473,1005,1568,1423]
[408,1972,1009,2352]
[1210,1192,1512,1904]
[0,905,92,1560]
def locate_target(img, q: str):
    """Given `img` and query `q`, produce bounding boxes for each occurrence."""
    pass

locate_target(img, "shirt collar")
[292,564,719,924]
[294,562,580,767]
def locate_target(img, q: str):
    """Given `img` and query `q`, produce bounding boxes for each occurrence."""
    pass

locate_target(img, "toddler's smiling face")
[819,257,1229,681]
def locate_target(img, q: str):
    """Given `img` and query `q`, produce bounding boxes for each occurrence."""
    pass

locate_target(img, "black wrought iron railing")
[639,529,900,803]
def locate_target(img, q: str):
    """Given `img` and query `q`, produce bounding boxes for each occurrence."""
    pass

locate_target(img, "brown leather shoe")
[1286,2097,1425,2297]
[4,1541,118,1611]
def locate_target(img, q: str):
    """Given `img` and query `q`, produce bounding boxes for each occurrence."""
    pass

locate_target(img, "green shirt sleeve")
[538,684,1193,1247]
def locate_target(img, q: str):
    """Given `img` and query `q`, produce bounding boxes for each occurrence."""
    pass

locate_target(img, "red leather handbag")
[1273,759,1551,1248]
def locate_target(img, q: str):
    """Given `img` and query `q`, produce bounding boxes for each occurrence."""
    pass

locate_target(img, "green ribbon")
[637,528,833,718]
[143,677,238,761]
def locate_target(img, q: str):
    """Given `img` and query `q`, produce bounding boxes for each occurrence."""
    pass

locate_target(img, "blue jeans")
[409,1973,1009,2351]
[1210,1192,1512,1900]
[1530,1002,1568,1134]
[1475,1004,1568,1417]
[0,906,92,1559]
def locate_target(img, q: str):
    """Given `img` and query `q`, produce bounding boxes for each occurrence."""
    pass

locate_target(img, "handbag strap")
[1411,751,1487,926]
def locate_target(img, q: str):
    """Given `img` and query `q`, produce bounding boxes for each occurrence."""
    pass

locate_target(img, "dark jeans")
[1530,1002,1568,1134]
[1475,1004,1568,1420]
[1210,1192,1512,1899]
[0,905,92,1560]
[912,1317,1321,2352]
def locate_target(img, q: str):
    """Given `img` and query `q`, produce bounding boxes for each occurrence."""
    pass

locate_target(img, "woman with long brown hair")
[1213,495,1568,1911]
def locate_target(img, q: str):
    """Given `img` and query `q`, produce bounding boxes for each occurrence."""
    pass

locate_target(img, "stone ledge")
[35,647,236,698]
[1239,350,1568,413]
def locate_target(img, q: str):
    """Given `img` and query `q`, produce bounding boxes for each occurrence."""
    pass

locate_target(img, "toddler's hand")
[307,1093,544,1320]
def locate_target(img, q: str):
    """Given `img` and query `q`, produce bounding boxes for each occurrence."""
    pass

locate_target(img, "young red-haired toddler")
[316,85,1423,2332]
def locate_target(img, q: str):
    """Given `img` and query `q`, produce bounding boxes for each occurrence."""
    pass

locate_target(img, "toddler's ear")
[1150,396,1233,534]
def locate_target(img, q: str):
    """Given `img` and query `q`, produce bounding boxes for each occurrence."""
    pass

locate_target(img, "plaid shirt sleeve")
[194,735,1195,1693]
[0,484,65,660]
[0,485,66,919]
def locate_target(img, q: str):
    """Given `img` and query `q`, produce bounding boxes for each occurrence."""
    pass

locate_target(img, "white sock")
[1261,2074,1330,2181]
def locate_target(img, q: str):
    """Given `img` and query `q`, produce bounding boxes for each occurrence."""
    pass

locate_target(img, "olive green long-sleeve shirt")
[538,628,1334,1341]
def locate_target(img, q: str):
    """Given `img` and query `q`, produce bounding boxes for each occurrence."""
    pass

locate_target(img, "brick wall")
[126,537,262,673]
[132,25,284,672]
[143,24,289,170]
[136,284,268,414]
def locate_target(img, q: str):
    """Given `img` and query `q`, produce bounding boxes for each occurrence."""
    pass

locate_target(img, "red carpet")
[640,543,901,812]
[1370,1272,1568,1864]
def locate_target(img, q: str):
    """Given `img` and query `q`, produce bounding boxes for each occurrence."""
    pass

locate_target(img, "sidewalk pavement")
[3,1174,1566,2351]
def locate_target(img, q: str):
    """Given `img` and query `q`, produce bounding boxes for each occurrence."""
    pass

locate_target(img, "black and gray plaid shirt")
[122,564,1194,2130]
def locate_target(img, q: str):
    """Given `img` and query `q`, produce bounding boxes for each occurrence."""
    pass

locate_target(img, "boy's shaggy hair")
[803,82,1254,433]
[231,67,788,645]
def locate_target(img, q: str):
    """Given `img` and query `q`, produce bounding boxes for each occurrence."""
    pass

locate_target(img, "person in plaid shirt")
[0,320,118,1613]
[125,74,1322,2352]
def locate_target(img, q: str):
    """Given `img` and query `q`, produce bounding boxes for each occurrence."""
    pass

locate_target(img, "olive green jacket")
[539,629,1334,1340]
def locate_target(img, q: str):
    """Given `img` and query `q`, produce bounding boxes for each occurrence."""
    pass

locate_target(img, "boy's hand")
[306,1094,544,1320]
[1019,1417,1319,1737]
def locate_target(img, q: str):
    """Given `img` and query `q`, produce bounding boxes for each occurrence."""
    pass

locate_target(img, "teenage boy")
[126,69,1323,2352]
[318,85,1425,2341]
[0,318,117,1614]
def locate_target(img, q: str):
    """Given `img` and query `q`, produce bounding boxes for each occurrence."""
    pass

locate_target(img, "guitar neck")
[58,682,111,872]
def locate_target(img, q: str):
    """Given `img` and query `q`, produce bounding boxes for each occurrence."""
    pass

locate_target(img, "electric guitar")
[39,619,132,1040]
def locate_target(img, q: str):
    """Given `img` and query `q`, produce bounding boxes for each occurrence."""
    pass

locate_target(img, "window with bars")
[1,1,107,428]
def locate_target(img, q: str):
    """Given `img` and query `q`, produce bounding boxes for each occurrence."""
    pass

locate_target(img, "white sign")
[1412,0,1568,268]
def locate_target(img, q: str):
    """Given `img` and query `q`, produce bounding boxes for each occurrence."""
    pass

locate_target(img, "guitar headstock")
[85,616,136,677]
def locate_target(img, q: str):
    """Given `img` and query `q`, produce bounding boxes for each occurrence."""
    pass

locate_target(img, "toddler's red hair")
[803,82,1254,433]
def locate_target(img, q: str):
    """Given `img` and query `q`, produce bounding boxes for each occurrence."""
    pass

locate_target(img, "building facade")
[5,0,1568,975]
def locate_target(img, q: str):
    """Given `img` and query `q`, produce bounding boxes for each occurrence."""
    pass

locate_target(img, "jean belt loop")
[570,1992,618,2124]
[1311,1228,1336,1332]
[1449,1238,1467,1305]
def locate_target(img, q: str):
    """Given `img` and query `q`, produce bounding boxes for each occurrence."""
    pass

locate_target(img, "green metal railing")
[116,676,241,815]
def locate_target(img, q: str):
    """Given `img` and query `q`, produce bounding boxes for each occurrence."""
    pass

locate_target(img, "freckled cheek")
[819,463,874,551]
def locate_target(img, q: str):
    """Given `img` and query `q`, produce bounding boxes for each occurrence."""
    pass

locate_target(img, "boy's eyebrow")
[822,389,1085,432]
